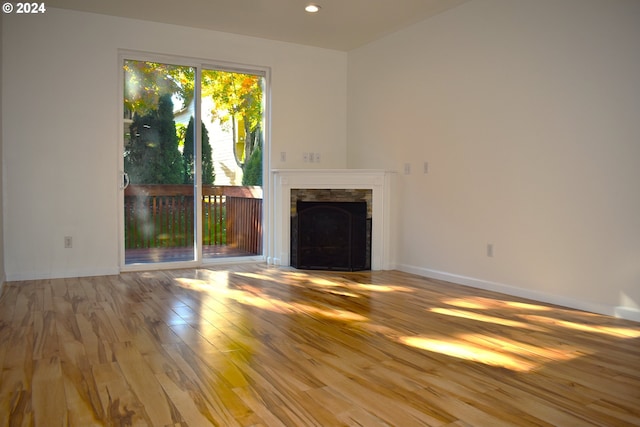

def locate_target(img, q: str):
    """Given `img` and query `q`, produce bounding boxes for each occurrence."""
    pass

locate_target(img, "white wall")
[2,8,347,280]
[347,0,640,319]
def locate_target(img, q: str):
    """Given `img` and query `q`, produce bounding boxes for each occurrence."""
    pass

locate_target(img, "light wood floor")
[0,264,639,426]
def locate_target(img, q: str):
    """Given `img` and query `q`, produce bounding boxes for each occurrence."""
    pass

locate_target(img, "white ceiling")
[45,0,470,51]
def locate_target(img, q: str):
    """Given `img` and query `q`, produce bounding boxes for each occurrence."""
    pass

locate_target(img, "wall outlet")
[309,152,316,163]
[487,243,494,257]
[64,236,73,249]
[315,152,321,163]
[404,163,411,175]
[303,152,309,162]
[423,161,429,174]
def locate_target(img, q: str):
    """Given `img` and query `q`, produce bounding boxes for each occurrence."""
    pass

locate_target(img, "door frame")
[117,50,270,272]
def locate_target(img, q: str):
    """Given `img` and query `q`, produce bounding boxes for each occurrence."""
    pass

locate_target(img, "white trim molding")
[614,306,640,323]
[6,267,120,282]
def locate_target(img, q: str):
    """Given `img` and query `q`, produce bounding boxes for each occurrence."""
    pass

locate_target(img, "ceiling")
[45,0,470,51]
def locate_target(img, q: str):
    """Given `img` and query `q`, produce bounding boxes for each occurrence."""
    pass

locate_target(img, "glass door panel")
[122,60,196,265]
[201,69,264,259]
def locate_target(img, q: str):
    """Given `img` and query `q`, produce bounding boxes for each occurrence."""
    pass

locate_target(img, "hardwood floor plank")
[301,386,356,422]
[0,326,34,427]
[232,385,288,427]
[92,361,150,426]
[64,277,90,315]
[32,356,67,427]
[112,341,176,426]
[229,362,321,426]
[145,345,247,426]
[75,312,111,366]
[12,284,38,329]
[59,341,105,427]
[0,284,19,324]
[154,372,218,427]
[336,406,393,427]
[32,311,58,360]
[0,328,34,395]
[327,378,448,426]
[0,264,639,426]
[0,389,32,427]
[586,399,640,426]
[169,343,253,425]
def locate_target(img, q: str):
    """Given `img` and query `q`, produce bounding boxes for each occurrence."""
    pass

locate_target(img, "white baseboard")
[6,267,120,282]
[397,264,638,323]
[614,306,640,323]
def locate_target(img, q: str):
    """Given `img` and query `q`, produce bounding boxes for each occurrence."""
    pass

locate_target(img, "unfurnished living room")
[1,0,639,426]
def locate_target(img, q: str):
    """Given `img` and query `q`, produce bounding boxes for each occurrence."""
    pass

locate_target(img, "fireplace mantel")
[268,169,395,270]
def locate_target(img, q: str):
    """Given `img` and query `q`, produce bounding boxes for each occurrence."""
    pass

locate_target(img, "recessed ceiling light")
[305,4,321,13]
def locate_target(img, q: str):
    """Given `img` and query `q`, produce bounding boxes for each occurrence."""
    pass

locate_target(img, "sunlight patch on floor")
[175,277,219,292]
[233,271,281,282]
[351,283,414,293]
[323,289,361,298]
[442,297,554,312]
[503,301,554,311]
[175,273,370,321]
[291,302,369,322]
[520,315,640,338]
[459,333,587,363]
[281,270,414,293]
[399,336,538,372]
[429,307,547,331]
[308,277,342,287]
[441,298,494,310]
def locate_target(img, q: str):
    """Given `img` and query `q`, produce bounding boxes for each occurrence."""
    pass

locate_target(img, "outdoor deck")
[125,245,255,264]
[124,184,262,264]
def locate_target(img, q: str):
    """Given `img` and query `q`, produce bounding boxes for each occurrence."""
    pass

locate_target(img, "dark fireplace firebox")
[291,200,371,271]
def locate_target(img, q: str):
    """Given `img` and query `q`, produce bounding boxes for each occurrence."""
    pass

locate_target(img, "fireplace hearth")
[291,201,371,271]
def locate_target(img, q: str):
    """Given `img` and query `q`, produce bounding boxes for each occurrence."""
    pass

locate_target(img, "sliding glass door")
[200,68,264,261]
[122,60,197,265]
[120,55,265,268]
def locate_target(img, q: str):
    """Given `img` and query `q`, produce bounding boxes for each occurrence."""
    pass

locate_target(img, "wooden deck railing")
[124,184,263,254]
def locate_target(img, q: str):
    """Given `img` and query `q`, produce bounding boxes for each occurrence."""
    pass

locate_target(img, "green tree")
[183,116,215,185]
[242,144,262,186]
[125,94,184,184]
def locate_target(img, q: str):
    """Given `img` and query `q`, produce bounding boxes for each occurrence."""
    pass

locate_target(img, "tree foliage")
[125,94,184,184]
[242,145,262,186]
[124,60,264,187]
[183,116,215,185]
[202,70,263,169]
[123,60,194,116]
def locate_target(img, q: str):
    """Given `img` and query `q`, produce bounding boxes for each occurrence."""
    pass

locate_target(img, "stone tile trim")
[291,189,373,218]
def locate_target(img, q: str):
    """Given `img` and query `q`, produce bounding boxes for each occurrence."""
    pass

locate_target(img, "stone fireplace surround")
[269,170,395,270]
